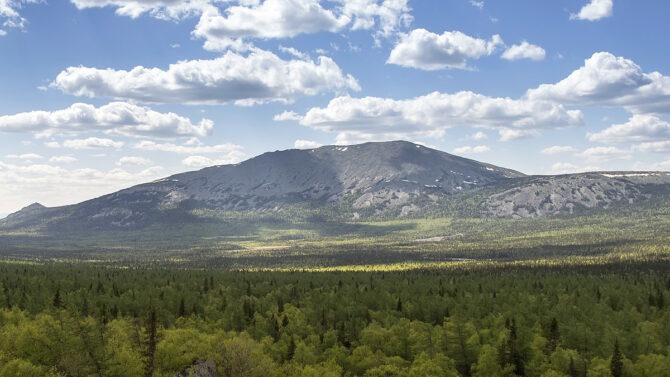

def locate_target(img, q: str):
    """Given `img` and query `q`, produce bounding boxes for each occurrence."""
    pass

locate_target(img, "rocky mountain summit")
[1,141,670,231]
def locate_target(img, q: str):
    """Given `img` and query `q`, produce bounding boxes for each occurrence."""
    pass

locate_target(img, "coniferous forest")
[0,261,668,377]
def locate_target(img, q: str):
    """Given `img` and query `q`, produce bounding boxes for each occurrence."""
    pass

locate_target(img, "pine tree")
[277,296,284,313]
[81,295,89,316]
[547,317,560,353]
[53,289,62,309]
[178,297,186,317]
[144,309,158,377]
[287,336,296,361]
[610,339,624,377]
[270,314,280,341]
[396,297,403,312]
[568,357,578,377]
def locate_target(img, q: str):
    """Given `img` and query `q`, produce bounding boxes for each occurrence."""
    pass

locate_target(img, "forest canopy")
[0,262,668,376]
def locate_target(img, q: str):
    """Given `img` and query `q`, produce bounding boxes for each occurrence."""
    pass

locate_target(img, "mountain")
[481,172,670,218]
[1,141,670,233]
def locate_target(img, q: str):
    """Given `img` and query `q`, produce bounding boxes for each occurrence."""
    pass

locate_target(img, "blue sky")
[1,0,670,216]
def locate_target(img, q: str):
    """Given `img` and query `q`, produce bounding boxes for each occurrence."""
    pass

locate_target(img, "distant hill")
[2,141,670,234]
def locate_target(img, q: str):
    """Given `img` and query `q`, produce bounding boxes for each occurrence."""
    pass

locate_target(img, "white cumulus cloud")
[570,0,613,21]
[0,161,165,215]
[6,153,43,160]
[0,0,40,35]
[0,102,213,138]
[470,131,487,141]
[276,91,583,144]
[498,129,539,141]
[579,146,631,162]
[69,0,215,20]
[501,41,546,61]
[60,137,125,149]
[452,145,490,154]
[49,156,78,163]
[181,155,240,168]
[387,28,503,70]
[133,140,245,163]
[527,52,670,114]
[588,115,670,143]
[294,139,323,149]
[632,141,670,153]
[540,145,577,155]
[117,156,152,166]
[51,49,360,105]
[550,162,600,174]
[193,0,412,51]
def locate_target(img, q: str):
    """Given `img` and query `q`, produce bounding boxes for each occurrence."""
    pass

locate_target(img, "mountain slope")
[0,141,523,230]
[481,172,670,218]
[2,141,670,235]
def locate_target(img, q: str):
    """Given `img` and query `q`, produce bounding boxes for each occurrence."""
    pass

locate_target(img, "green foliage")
[0,262,669,376]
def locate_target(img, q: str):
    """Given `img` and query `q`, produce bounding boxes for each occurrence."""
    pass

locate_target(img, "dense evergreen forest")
[0,261,668,376]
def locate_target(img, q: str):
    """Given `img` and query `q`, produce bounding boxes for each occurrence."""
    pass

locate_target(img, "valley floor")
[1,210,669,376]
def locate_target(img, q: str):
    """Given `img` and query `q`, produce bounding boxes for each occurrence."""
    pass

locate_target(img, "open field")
[2,205,669,270]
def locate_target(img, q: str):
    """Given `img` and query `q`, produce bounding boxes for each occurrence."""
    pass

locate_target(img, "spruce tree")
[568,357,578,377]
[52,289,62,309]
[144,309,158,377]
[548,317,560,353]
[610,339,624,377]
[287,336,296,361]
[178,297,186,317]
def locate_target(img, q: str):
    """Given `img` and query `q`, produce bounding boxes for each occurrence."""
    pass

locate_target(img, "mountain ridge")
[2,141,670,231]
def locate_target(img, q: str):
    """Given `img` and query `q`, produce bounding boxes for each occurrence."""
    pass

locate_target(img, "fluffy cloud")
[69,0,214,20]
[278,45,310,60]
[117,156,152,166]
[469,0,484,10]
[588,115,670,143]
[527,52,670,114]
[49,156,78,163]
[540,145,577,155]
[193,0,412,51]
[133,140,245,162]
[294,139,323,149]
[550,162,600,174]
[570,0,613,21]
[0,102,213,138]
[6,153,43,160]
[636,159,670,171]
[387,29,502,70]
[193,0,346,51]
[501,41,546,61]
[498,129,539,141]
[276,91,583,143]
[52,49,360,105]
[470,131,487,141]
[632,141,670,153]
[452,145,489,154]
[579,146,631,162]
[58,137,125,149]
[181,155,240,168]
[0,161,165,214]
[0,0,39,35]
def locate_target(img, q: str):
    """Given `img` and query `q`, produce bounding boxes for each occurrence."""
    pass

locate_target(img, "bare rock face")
[175,360,218,377]
[482,173,670,218]
[139,140,521,214]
